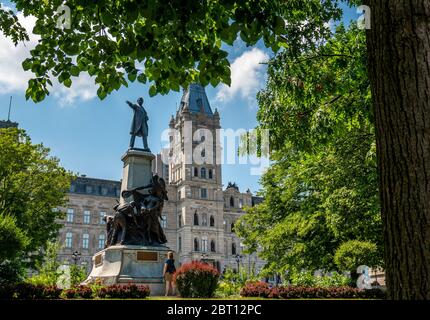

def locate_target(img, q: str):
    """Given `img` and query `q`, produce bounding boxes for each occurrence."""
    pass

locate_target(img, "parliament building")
[56,84,265,273]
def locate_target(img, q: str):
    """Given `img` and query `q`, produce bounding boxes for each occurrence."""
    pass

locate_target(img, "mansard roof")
[179,83,213,116]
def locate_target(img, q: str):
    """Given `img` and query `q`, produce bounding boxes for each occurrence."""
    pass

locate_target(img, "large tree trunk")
[364,0,430,299]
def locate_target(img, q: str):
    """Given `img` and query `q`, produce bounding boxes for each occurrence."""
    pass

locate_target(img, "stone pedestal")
[84,245,170,296]
[120,149,155,203]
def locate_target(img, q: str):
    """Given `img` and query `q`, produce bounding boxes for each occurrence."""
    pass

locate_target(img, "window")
[99,212,106,224]
[82,233,89,249]
[231,222,235,233]
[194,238,199,251]
[178,214,182,228]
[201,188,208,199]
[194,167,198,177]
[208,169,213,179]
[101,187,108,196]
[202,213,208,226]
[161,215,167,228]
[194,212,199,226]
[201,135,205,142]
[83,210,91,224]
[211,240,216,252]
[210,216,215,227]
[178,236,182,252]
[177,190,181,200]
[98,234,105,249]
[86,185,92,194]
[232,243,237,255]
[202,239,208,252]
[201,149,205,158]
[66,209,74,223]
[230,196,235,207]
[239,199,243,208]
[65,232,73,248]
[200,167,206,179]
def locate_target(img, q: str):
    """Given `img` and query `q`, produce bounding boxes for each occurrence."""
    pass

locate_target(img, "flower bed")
[0,283,62,300]
[240,281,386,299]
[0,283,150,299]
[96,284,150,299]
[63,285,93,299]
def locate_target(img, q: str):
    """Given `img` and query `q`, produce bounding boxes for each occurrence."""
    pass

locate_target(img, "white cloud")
[215,48,269,104]
[0,12,97,106]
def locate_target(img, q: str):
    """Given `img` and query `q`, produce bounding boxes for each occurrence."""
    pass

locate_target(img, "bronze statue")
[127,97,149,151]
[108,174,168,246]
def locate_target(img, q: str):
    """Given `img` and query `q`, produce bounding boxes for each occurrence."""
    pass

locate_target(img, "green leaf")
[149,84,157,97]
[70,66,80,77]
[63,78,72,88]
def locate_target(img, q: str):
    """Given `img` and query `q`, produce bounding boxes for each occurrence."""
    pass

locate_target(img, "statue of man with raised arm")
[126,97,149,151]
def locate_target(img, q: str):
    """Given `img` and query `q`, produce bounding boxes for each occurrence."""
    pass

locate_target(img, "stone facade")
[57,84,265,273]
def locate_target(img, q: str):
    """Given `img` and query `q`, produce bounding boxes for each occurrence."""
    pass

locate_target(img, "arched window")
[230,196,234,207]
[201,167,206,179]
[194,238,199,251]
[232,243,236,255]
[201,149,205,157]
[210,215,215,227]
[208,169,213,179]
[194,167,198,177]
[210,240,216,252]
[231,222,235,233]
[194,211,199,226]
[202,213,208,226]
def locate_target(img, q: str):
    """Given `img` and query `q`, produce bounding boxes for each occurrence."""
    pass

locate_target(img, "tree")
[362,0,430,300]
[0,213,29,261]
[334,240,380,285]
[236,25,383,273]
[27,241,64,286]
[0,128,73,273]
[0,0,340,101]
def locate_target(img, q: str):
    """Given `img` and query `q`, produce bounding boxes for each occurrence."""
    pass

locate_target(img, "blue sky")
[0,2,358,194]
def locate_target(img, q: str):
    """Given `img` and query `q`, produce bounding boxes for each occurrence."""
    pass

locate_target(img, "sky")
[0,1,359,194]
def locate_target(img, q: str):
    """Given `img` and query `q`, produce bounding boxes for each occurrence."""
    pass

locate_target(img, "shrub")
[0,283,62,299]
[288,271,350,288]
[215,268,259,298]
[334,240,381,273]
[174,261,219,298]
[62,285,93,299]
[240,282,386,299]
[96,284,150,299]
[239,281,271,298]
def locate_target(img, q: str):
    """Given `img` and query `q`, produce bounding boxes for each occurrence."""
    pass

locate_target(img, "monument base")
[83,245,170,296]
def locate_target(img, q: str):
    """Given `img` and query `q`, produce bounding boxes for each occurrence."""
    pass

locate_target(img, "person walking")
[163,251,176,296]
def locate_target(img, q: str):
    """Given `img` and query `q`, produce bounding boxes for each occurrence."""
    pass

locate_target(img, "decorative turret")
[213,108,220,119]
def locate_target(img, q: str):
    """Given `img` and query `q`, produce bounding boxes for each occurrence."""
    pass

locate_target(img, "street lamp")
[72,251,81,265]
[235,254,242,273]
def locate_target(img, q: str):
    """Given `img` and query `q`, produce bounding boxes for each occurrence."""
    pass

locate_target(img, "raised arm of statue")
[126,100,136,109]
